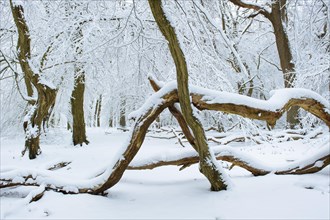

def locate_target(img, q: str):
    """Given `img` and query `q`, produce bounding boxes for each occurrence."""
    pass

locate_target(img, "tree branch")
[0,50,36,103]
[228,0,272,19]
[149,77,330,128]
[148,75,196,150]
[128,146,330,176]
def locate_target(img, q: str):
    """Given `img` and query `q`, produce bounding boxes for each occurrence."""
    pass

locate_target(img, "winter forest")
[0,0,329,219]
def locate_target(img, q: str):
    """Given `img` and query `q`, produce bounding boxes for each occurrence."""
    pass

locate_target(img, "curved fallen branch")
[90,90,179,194]
[149,77,330,128]
[193,93,330,128]
[128,146,330,176]
[1,88,179,194]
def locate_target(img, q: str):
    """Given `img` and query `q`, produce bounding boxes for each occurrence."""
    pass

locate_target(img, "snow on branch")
[228,0,272,19]
[0,88,180,195]
[128,145,330,176]
[148,76,330,128]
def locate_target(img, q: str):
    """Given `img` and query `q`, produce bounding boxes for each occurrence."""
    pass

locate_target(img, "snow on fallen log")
[192,87,330,128]
[0,167,102,193]
[148,76,330,128]
[128,143,330,176]
[1,88,180,195]
[0,184,46,219]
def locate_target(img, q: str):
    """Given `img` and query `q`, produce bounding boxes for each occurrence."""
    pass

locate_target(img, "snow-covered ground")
[1,127,329,219]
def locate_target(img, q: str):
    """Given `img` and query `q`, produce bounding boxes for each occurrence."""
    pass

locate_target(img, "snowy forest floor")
[1,127,329,219]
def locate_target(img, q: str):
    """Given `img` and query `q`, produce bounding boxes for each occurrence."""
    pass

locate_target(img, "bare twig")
[171,127,186,148]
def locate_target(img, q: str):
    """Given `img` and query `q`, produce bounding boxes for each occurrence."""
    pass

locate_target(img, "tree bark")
[148,0,228,191]
[10,1,57,159]
[148,76,196,149]
[70,23,89,146]
[269,0,299,127]
[92,90,178,194]
[71,73,89,146]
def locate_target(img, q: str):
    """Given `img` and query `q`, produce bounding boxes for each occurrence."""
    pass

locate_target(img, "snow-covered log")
[90,88,179,194]
[0,88,180,194]
[148,76,330,128]
[128,145,330,176]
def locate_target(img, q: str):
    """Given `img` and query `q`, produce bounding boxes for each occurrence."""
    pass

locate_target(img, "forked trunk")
[11,1,57,159]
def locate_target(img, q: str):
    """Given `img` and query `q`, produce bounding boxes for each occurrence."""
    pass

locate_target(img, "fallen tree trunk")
[2,144,328,191]
[127,145,330,176]
[1,89,179,194]
[90,90,179,194]
[148,77,330,128]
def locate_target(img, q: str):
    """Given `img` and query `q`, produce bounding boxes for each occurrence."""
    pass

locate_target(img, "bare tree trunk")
[228,0,299,128]
[71,26,89,146]
[269,0,299,128]
[109,110,113,127]
[71,73,89,146]
[119,98,126,128]
[148,0,228,191]
[11,1,57,159]
[94,95,102,127]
